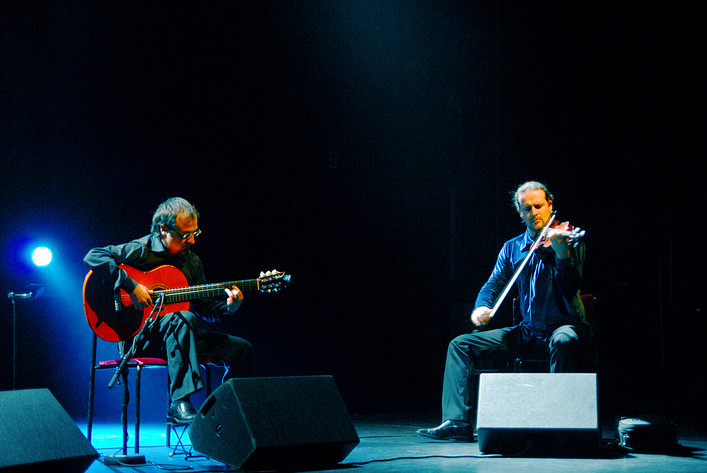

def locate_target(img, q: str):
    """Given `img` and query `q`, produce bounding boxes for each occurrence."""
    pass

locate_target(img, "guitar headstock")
[258,270,291,293]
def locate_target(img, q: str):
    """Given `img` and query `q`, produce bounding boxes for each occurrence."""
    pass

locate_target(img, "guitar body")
[83,264,191,342]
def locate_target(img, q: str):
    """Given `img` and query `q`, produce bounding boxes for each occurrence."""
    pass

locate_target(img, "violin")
[540,220,586,248]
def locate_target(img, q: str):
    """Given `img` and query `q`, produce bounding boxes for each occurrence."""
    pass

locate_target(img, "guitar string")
[153,276,283,301]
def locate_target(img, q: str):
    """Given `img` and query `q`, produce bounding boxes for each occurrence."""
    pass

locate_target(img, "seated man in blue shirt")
[417,181,590,441]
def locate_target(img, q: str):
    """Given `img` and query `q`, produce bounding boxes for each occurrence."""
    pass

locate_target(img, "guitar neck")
[155,279,260,304]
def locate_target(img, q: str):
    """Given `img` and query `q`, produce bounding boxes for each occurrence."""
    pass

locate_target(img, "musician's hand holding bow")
[471,306,492,326]
[225,285,243,313]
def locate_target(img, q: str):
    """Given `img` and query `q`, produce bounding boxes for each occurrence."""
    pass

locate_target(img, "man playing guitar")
[84,197,258,423]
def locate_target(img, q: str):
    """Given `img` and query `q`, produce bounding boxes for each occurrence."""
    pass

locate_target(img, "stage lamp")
[31,246,53,267]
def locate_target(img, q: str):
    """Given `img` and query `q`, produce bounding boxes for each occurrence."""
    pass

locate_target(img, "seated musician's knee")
[549,326,580,352]
[169,311,199,332]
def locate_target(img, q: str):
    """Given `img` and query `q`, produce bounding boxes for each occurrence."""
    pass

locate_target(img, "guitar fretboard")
[155,279,260,304]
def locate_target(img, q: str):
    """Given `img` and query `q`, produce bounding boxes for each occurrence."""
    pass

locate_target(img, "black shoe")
[416,420,474,441]
[167,400,197,424]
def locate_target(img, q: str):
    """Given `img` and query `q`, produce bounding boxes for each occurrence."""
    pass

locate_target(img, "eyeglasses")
[167,226,202,241]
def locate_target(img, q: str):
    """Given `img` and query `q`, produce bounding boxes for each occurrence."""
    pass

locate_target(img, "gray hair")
[151,197,199,234]
[511,181,554,210]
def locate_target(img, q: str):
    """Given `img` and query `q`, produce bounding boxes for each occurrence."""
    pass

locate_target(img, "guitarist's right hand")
[130,283,154,309]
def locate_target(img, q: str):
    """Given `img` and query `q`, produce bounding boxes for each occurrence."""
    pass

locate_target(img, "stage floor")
[79,415,707,473]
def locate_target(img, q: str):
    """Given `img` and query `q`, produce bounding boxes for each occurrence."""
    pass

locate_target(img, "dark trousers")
[123,311,254,401]
[441,324,590,423]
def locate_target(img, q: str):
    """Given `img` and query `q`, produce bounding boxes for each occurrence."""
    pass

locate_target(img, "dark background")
[1,2,703,427]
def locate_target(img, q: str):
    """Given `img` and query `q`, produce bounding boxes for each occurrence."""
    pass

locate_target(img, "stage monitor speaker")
[476,373,599,455]
[0,388,98,472]
[188,376,359,470]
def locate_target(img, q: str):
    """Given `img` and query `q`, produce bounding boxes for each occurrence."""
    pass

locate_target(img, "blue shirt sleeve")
[474,237,520,309]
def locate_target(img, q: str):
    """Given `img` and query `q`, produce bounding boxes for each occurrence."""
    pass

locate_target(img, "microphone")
[8,292,34,300]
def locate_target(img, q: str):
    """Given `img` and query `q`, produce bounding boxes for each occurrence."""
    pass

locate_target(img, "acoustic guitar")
[83,264,289,342]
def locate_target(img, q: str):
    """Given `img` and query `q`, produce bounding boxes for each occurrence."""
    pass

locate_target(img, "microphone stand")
[7,291,34,390]
[107,295,165,389]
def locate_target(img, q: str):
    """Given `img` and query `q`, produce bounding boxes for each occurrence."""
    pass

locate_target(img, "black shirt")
[83,233,228,320]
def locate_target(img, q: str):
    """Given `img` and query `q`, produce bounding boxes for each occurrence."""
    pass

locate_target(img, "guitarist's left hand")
[225,285,243,314]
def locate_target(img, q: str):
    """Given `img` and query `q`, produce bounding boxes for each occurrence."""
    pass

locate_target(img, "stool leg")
[121,369,129,456]
[87,371,94,443]
[88,336,97,444]
[135,365,142,454]
[166,373,171,447]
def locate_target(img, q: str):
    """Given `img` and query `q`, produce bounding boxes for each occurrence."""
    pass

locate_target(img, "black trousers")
[123,311,254,401]
[441,323,590,423]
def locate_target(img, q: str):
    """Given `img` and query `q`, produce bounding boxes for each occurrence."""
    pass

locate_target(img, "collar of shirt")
[520,230,536,252]
[148,233,189,265]
[149,233,169,254]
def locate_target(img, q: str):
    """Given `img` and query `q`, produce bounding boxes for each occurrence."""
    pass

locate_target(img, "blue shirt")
[475,230,587,341]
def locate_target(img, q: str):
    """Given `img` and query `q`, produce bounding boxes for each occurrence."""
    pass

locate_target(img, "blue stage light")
[31,246,53,267]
